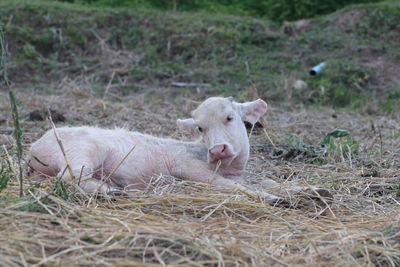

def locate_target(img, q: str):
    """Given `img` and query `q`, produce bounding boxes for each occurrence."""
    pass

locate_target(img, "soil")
[1,85,399,266]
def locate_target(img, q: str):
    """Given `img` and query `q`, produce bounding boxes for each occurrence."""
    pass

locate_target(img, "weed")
[274,128,358,165]
[51,179,70,201]
[1,25,24,197]
[20,43,39,59]
[0,160,11,193]
[321,129,351,146]
[286,134,307,150]
[321,129,359,162]
[273,134,323,164]
[381,86,400,113]
[17,199,49,213]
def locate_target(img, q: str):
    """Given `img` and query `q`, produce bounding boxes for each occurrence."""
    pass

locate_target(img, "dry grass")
[0,85,399,266]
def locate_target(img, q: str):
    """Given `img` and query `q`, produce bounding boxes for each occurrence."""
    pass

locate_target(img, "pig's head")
[177,97,267,175]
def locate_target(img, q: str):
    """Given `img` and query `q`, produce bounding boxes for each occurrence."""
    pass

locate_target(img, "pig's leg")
[171,159,283,204]
[56,155,113,195]
[212,176,283,203]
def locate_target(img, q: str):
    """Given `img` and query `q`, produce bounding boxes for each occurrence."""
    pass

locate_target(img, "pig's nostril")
[221,144,226,153]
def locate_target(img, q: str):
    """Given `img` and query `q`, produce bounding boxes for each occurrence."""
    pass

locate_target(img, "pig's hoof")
[107,188,128,196]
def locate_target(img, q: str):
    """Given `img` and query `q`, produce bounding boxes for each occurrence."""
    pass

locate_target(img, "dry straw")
[1,107,400,266]
[0,175,399,266]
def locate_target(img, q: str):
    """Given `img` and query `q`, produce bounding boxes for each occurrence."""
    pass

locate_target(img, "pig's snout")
[208,144,234,162]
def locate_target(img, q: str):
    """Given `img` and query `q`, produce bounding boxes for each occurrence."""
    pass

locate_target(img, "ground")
[0,85,399,266]
[0,1,400,266]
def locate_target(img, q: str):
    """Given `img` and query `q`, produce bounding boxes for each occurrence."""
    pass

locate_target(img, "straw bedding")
[0,88,399,266]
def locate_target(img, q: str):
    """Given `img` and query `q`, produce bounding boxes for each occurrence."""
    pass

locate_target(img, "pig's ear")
[176,118,197,135]
[234,99,267,124]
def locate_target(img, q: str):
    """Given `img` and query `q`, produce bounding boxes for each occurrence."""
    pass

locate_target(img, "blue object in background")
[309,62,327,76]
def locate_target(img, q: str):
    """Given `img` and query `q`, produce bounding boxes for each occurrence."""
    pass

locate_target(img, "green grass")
[381,86,400,113]
[52,0,388,23]
[0,161,12,193]
[0,0,399,111]
[1,25,24,196]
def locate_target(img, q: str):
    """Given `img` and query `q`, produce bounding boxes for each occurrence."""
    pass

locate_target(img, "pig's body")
[30,127,214,190]
[27,97,287,202]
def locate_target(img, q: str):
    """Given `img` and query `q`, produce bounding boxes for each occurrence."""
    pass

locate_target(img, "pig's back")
[28,127,133,176]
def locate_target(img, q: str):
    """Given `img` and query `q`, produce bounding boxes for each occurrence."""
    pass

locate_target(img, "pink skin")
[27,97,281,203]
[177,97,268,176]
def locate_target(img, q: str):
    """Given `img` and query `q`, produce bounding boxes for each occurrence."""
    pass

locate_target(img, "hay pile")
[0,88,399,266]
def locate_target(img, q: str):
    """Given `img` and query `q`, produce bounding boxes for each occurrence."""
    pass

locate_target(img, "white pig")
[27,97,282,202]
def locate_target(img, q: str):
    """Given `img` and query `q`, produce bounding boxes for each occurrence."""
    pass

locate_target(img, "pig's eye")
[226,115,233,122]
[197,126,203,133]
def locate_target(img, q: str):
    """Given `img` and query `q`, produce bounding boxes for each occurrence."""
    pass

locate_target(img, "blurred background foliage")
[1,0,399,112]
[55,0,385,22]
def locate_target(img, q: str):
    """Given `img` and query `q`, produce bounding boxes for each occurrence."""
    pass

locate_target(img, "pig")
[27,97,282,203]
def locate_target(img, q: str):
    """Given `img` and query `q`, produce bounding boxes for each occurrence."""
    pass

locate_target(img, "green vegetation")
[56,0,385,22]
[321,129,359,161]
[303,60,371,107]
[382,86,400,113]
[7,91,23,196]
[276,128,359,164]
[1,25,24,196]
[51,179,70,200]
[0,161,12,193]
[0,0,399,112]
